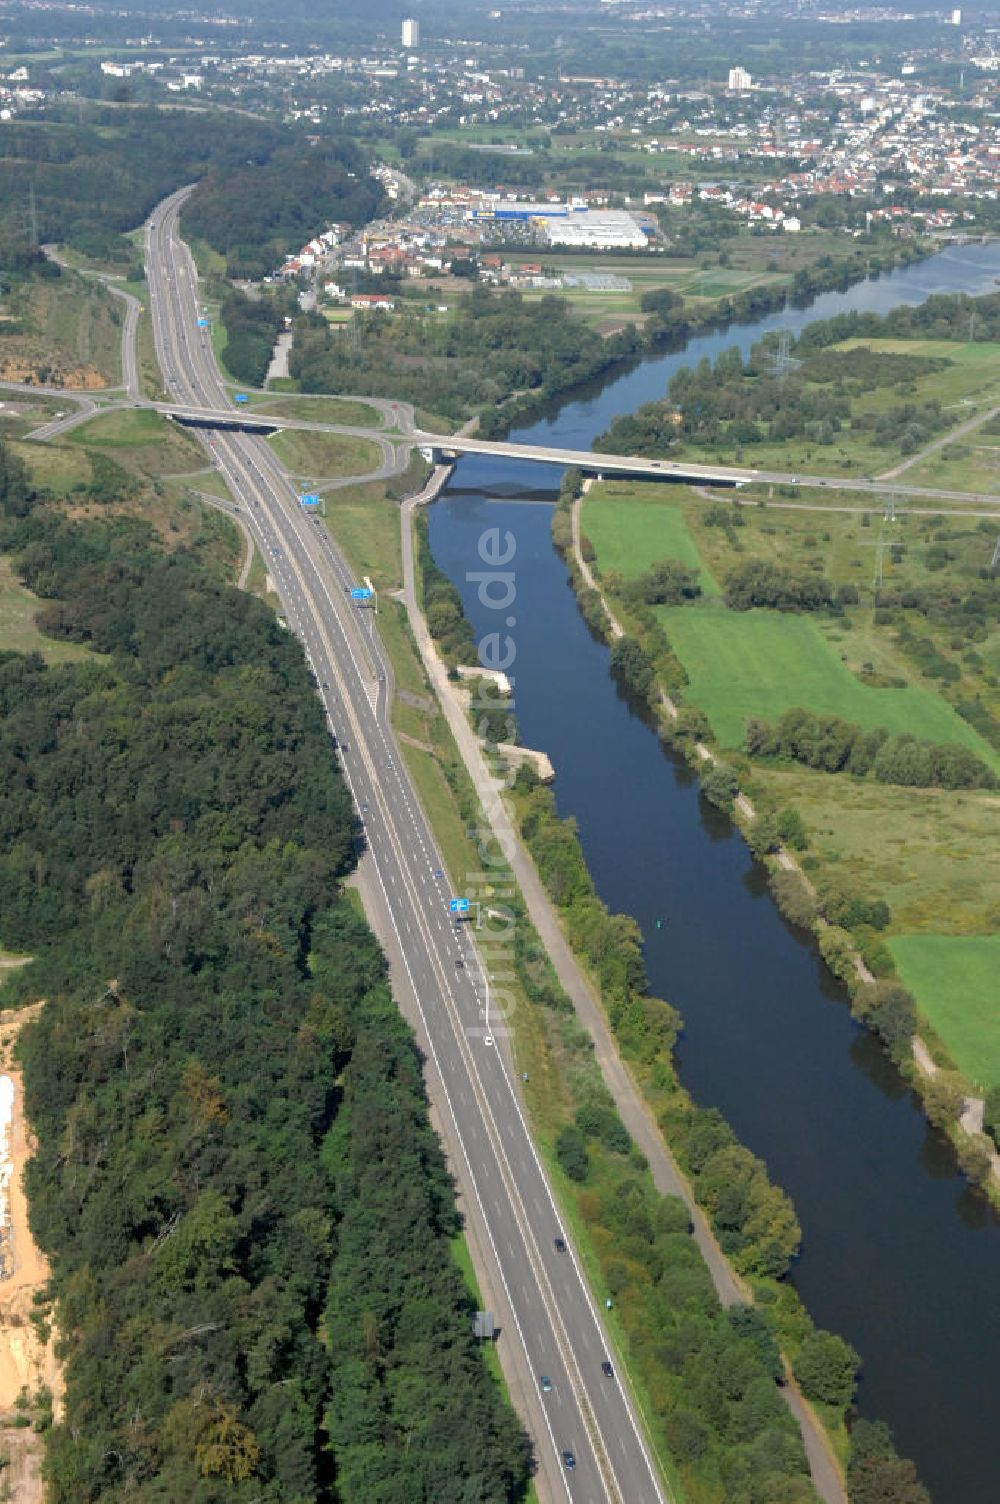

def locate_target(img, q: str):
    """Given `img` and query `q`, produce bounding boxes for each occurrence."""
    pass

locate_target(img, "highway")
[145,186,670,1504]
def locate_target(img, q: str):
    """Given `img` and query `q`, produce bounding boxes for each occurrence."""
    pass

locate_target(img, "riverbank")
[566,472,1000,1202]
[308,446,856,1499]
[482,240,934,442]
[395,472,914,1504]
[422,238,1000,1504]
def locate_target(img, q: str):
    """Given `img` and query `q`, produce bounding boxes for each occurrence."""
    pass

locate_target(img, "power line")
[766,329,801,380]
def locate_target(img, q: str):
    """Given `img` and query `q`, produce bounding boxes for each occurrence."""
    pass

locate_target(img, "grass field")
[0,556,91,663]
[267,429,382,482]
[750,762,1000,935]
[68,407,206,475]
[660,604,999,763]
[251,393,383,427]
[582,482,719,592]
[888,935,1000,1089]
[11,439,91,497]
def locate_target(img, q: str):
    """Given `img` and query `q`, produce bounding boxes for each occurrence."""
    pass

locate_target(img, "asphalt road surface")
[145,186,671,1504]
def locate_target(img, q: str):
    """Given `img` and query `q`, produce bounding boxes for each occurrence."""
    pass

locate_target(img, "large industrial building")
[474,201,649,249]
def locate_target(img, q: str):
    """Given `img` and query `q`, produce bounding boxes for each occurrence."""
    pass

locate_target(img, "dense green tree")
[793,1330,859,1408]
[556,1125,590,1182]
[847,1420,931,1504]
[700,761,739,810]
[0,463,529,1503]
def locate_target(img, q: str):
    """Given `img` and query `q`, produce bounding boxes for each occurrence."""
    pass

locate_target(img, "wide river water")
[425,242,1000,1504]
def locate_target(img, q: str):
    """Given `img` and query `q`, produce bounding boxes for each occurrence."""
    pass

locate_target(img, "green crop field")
[659,604,1000,763]
[583,484,719,592]
[888,934,1000,1088]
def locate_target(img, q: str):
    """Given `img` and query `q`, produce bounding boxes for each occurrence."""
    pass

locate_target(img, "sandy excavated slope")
[0,1003,63,1503]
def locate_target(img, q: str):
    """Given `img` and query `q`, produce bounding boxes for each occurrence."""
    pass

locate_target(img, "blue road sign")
[300,493,321,508]
[234,392,249,404]
[196,317,209,328]
[350,587,373,601]
[449,898,470,915]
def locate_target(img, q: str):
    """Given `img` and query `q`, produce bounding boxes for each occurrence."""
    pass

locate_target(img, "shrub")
[622,557,702,607]
[984,1085,1000,1150]
[777,806,808,851]
[792,1329,859,1408]
[556,1126,590,1182]
[922,1073,965,1129]
[955,1136,993,1190]
[747,813,781,859]
[852,982,916,1061]
[769,870,816,930]
[610,635,656,702]
[817,925,856,984]
[700,760,739,810]
[724,560,833,613]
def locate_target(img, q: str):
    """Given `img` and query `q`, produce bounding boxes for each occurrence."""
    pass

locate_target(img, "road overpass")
[156,399,753,485]
[141,401,1000,504]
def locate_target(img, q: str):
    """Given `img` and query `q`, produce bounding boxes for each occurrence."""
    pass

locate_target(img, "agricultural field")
[660,604,996,758]
[586,482,1000,741]
[582,482,719,591]
[888,935,1000,1089]
[584,471,1000,1095]
[665,338,1000,478]
[497,230,879,333]
[505,250,784,331]
[677,489,1000,735]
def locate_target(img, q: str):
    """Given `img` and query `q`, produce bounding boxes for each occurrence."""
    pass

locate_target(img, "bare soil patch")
[0,1003,63,1503]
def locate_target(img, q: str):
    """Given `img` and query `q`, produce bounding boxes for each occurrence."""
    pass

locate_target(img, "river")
[425,241,1000,1504]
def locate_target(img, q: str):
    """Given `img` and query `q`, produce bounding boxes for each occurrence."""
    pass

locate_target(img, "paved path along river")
[426,241,1000,1504]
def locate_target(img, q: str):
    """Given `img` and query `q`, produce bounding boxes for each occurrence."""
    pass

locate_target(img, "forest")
[183,139,383,280]
[0,110,378,275]
[0,109,293,263]
[0,443,529,1502]
[290,285,639,426]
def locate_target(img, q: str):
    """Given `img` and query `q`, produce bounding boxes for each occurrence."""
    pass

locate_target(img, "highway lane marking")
[257,482,611,1501]
[149,205,658,1504]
